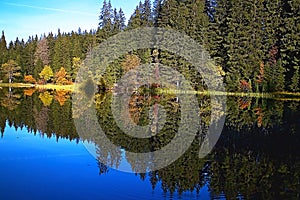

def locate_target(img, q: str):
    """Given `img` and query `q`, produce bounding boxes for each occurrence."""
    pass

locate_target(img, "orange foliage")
[121,54,141,73]
[55,67,72,85]
[54,90,70,106]
[239,98,251,110]
[254,107,263,128]
[24,88,36,96]
[24,75,36,84]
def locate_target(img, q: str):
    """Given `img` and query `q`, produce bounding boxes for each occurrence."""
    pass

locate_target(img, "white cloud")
[5,2,97,17]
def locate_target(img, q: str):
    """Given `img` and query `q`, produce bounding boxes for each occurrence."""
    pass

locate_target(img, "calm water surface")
[0,87,299,200]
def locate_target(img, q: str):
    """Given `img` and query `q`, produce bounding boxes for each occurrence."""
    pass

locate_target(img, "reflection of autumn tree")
[226,97,284,130]
[54,90,71,106]
[0,88,21,110]
[239,97,251,110]
[39,91,53,107]
[254,107,263,127]
[23,88,36,96]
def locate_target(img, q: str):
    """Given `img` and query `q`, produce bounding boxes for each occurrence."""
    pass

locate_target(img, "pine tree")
[281,0,300,91]
[97,0,114,42]
[52,33,72,74]
[112,8,126,33]
[0,31,8,66]
[128,4,143,29]
[99,0,113,30]
[141,0,152,26]
[290,66,299,92]
[23,36,38,77]
[153,0,162,26]
[118,9,126,30]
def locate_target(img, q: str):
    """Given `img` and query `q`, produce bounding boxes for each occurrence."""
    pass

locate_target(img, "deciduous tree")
[1,59,21,83]
[39,65,54,83]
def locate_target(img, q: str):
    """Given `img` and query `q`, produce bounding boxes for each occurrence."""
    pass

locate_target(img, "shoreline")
[0,83,74,91]
[0,83,300,100]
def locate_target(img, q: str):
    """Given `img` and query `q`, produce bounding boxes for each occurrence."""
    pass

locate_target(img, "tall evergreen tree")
[23,36,37,76]
[0,31,7,66]
[153,0,162,26]
[281,0,300,91]
[97,0,114,42]
[128,4,143,29]
[141,0,152,26]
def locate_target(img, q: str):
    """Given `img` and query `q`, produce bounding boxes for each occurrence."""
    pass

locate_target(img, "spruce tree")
[0,31,7,66]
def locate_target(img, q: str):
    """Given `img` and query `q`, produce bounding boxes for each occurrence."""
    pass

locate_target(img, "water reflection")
[0,87,300,199]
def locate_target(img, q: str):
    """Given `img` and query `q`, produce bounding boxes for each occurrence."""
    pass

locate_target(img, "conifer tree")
[0,31,8,66]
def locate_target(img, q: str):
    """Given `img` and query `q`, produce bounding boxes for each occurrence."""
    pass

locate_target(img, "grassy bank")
[0,83,35,88]
[35,84,75,91]
[0,83,74,91]
[1,83,300,100]
[157,89,300,100]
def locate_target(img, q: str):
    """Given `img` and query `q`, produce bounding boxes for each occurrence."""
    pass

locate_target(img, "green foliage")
[0,0,298,93]
[290,66,300,92]
[0,31,8,66]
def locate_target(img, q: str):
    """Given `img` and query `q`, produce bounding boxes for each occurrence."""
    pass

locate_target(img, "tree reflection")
[0,88,299,199]
[0,87,21,110]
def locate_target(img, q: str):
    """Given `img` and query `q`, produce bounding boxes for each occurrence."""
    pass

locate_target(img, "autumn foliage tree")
[1,59,21,83]
[55,67,71,85]
[39,65,53,83]
[121,54,141,72]
[24,75,36,84]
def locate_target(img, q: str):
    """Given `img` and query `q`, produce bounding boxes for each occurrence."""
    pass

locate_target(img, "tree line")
[0,0,299,92]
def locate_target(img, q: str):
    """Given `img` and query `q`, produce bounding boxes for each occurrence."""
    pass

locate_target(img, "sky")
[0,0,140,43]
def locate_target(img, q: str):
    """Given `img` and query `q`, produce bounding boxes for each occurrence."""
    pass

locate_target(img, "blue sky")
[0,0,140,43]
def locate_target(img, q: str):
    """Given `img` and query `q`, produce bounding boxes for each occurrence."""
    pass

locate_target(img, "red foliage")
[239,80,251,92]
[239,98,251,110]
[254,107,263,128]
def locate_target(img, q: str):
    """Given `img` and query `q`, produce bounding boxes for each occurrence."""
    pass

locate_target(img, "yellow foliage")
[39,91,53,106]
[121,54,141,73]
[39,65,53,82]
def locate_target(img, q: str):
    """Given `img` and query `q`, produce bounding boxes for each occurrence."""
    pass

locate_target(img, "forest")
[0,0,299,93]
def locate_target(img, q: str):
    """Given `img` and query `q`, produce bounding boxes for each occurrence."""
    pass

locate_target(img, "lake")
[0,87,299,199]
